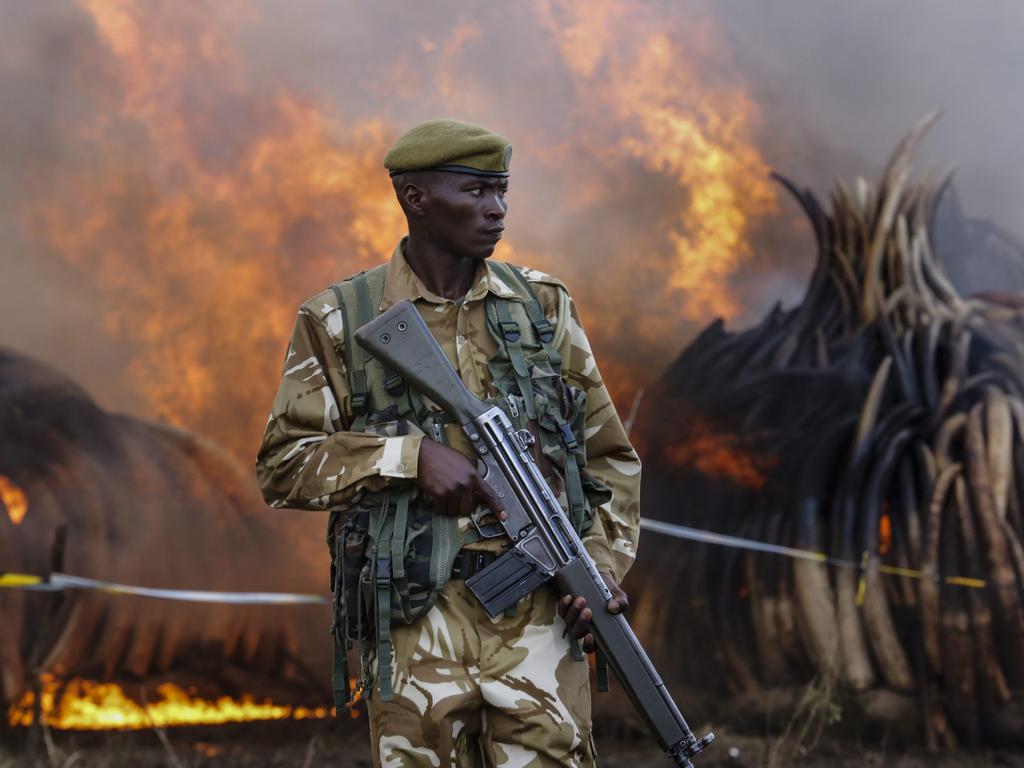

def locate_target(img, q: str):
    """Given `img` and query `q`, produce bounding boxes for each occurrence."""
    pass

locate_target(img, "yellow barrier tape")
[944,575,987,589]
[3,520,993,602]
[878,564,927,579]
[0,573,44,587]
[639,518,989,591]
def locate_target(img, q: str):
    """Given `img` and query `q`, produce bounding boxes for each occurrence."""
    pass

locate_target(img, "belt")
[449,550,501,581]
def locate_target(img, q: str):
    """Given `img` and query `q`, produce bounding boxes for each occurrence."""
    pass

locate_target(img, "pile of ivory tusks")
[641,113,1024,748]
[781,114,1024,746]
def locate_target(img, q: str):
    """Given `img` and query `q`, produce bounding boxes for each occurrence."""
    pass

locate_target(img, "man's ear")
[397,177,428,217]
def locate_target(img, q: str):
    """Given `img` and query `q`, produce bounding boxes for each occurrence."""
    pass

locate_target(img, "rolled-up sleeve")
[255,303,422,511]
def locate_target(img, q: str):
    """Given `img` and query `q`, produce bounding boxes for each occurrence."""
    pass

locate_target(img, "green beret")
[384,119,511,177]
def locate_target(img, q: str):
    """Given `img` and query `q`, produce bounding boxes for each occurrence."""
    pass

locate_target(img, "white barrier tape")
[2,518,987,602]
[639,517,987,590]
[0,572,328,604]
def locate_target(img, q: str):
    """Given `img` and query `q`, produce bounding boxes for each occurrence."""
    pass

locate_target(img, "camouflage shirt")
[255,240,641,582]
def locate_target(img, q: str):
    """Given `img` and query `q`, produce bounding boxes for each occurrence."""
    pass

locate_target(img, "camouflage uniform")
[256,240,641,766]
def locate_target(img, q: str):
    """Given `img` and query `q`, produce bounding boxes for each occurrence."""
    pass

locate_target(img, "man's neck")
[403,233,479,300]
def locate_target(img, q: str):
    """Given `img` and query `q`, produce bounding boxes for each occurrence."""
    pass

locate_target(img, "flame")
[0,475,28,525]
[535,0,777,325]
[524,0,778,404]
[612,36,777,322]
[655,418,777,490]
[879,512,892,556]
[7,675,348,730]
[26,0,403,458]
[20,0,778,453]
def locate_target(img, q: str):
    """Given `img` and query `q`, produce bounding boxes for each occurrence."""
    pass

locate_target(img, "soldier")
[256,119,641,767]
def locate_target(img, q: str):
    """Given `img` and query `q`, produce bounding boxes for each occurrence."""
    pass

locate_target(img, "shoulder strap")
[489,262,564,372]
[329,265,389,430]
[488,263,588,532]
[493,298,537,420]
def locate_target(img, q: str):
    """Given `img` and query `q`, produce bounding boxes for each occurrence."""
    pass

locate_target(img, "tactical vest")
[325,262,610,708]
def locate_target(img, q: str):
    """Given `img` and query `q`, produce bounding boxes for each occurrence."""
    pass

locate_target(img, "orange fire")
[27,0,403,458]
[7,675,346,730]
[535,0,777,324]
[0,475,28,525]
[22,0,777,457]
[879,512,892,556]
[657,418,777,490]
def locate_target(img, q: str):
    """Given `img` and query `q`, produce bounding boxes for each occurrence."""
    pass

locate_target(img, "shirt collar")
[379,237,520,310]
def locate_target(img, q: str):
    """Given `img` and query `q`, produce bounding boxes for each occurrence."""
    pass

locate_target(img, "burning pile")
[9,0,780,457]
[7,675,329,730]
[0,349,331,727]
[632,116,1024,747]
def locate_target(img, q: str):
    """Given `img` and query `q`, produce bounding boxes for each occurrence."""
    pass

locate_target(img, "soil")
[2,719,1022,768]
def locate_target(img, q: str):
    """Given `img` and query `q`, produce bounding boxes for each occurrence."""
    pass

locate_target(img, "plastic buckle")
[351,393,369,415]
[533,319,555,344]
[472,552,489,576]
[499,321,521,342]
[383,373,406,396]
[375,557,392,588]
[558,423,579,451]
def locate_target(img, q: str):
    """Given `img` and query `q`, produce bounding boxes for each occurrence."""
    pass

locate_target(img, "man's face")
[416,171,508,260]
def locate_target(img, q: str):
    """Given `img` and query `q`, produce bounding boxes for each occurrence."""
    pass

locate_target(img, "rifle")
[354,299,715,767]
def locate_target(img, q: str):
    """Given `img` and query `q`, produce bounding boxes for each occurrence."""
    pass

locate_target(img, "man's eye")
[499,187,508,196]
[469,187,483,196]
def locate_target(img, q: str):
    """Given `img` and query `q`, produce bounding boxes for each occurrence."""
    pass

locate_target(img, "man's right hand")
[416,438,506,520]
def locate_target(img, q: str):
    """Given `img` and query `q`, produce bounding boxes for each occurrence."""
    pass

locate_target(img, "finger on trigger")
[460,488,475,519]
[475,477,505,519]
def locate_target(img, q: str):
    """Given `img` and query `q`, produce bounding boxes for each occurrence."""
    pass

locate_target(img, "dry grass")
[2,719,1023,767]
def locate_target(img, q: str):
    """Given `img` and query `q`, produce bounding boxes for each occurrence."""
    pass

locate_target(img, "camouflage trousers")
[366,578,596,767]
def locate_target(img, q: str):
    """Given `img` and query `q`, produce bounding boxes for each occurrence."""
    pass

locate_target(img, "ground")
[2,719,1022,768]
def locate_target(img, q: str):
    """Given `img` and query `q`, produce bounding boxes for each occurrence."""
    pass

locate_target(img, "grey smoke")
[1,0,1021,429]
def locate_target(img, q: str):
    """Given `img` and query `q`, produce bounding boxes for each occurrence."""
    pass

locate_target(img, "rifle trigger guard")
[470,506,506,539]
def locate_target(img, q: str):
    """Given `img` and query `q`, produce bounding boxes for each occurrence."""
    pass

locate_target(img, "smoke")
[1,0,1021,459]
[712,0,1024,222]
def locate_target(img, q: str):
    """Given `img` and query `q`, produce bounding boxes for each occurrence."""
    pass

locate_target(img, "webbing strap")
[595,650,610,692]
[494,263,563,373]
[488,263,586,530]
[330,283,357,393]
[375,556,393,701]
[370,496,395,702]
[390,492,411,580]
[335,278,372,430]
[330,514,352,711]
[352,277,377,431]
[332,638,351,710]
[553,413,587,530]
[495,300,538,420]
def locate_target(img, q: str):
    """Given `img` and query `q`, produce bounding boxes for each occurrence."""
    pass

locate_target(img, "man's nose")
[483,192,506,219]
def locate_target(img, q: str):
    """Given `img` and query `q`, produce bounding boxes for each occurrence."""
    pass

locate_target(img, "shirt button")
[398,463,406,472]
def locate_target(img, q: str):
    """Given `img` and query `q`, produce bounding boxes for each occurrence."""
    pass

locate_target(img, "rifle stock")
[353,300,489,425]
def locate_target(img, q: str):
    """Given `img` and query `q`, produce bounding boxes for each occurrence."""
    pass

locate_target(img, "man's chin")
[465,245,498,261]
